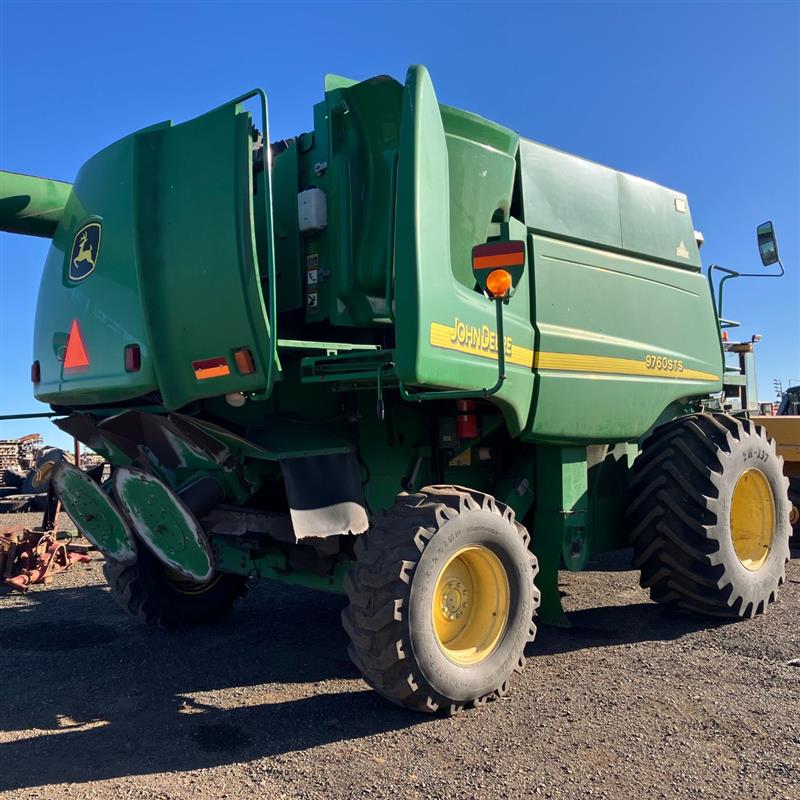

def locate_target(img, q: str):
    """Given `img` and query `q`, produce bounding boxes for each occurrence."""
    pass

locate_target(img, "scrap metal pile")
[0,445,105,513]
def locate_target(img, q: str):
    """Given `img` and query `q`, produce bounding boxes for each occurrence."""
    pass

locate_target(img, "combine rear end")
[0,66,792,713]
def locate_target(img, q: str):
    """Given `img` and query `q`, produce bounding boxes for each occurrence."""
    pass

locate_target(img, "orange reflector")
[234,347,256,375]
[193,357,230,380]
[486,269,512,298]
[721,330,729,342]
[472,240,525,271]
[64,320,90,369]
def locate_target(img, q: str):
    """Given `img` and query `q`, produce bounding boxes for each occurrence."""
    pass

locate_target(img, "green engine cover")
[33,98,276,410]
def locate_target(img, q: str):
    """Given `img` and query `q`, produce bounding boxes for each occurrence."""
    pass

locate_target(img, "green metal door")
[33,94,278,410]
[393,66,535,436]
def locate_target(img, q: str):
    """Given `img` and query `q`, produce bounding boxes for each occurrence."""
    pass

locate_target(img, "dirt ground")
[1,512,798,800]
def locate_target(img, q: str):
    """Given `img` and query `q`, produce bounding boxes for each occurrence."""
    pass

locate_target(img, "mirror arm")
[708,260,784,323]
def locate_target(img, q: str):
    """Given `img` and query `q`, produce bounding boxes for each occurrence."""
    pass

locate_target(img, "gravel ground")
[1,511,798,800]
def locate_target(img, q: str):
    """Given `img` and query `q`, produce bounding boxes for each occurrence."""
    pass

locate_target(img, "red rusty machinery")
[0,528,90,592]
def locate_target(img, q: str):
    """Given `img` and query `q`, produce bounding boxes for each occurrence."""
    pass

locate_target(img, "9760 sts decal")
[644,354,684,373]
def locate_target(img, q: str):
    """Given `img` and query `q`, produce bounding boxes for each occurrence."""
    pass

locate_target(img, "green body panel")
[0,171,72,238]
[33,133,161,404]
[523,233,723,442]
[32,100,277,409]
[393,66,534,435]
[325,75,402,326]
[133,103,274,409]
[519,139,702,270]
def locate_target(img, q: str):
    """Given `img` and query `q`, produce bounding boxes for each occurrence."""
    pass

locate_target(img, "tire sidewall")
[714,429,790,594]
[407,509,534,703]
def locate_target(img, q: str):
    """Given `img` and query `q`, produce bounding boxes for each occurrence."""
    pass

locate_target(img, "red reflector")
[31,361,40,383]
[234,347,255,375]
[456,399,479,439]
[64,320,90,369]
[192,357,230,380]
[472,240,525,271]
[124,344,141,372]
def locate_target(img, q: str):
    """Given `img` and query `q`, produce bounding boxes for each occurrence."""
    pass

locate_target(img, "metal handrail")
[398,297,507,402]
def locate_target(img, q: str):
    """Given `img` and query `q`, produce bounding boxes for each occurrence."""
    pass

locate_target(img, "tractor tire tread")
[627,412,790,619]
[342,485,538,714]
[103,551,247,630]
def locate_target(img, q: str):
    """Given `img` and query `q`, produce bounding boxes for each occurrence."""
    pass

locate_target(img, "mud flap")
[280,452,369,539]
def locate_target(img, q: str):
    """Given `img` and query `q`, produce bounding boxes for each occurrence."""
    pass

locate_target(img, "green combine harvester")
[0,66,792,713]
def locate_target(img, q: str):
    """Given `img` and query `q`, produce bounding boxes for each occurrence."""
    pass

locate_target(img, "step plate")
[113,466,214,582]
[52,462,136,564]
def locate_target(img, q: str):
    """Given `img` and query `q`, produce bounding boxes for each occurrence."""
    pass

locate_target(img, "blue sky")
[1,0,798,449]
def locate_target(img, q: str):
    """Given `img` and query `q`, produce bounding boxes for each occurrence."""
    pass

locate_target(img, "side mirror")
[757,220,779,267]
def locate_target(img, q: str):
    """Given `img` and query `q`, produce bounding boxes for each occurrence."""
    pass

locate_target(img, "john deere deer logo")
[69,222,102,281]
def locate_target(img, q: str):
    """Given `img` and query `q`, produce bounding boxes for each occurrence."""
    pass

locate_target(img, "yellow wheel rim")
[730,468,775,571]
[432,545,510,666]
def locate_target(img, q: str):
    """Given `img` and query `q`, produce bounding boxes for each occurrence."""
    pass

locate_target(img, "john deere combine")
[0,67,791,713]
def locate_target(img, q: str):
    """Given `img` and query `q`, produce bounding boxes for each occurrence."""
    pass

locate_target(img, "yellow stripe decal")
[429,321,719,382]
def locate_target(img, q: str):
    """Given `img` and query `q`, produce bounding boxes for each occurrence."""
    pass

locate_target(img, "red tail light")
[471,240,526,271]
[124,344,141,372]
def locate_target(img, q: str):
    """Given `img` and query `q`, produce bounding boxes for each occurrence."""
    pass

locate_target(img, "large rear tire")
[342,486,539,713]
[103,545,247,629]
[628,413,791,618]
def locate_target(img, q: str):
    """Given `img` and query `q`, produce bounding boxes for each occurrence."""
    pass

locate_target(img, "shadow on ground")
[0,566,718,791]
[530,600,720,659]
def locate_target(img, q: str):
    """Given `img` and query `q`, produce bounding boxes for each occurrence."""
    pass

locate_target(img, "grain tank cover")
[519,139,702,270]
